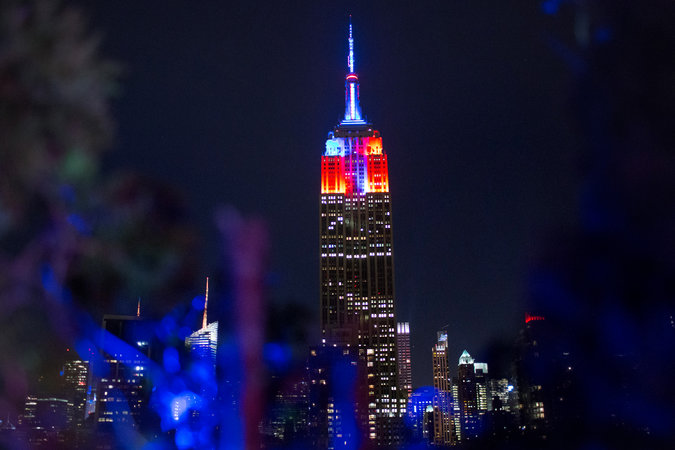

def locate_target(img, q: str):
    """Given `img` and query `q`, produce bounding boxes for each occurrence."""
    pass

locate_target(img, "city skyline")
[2,0,674,447]
[83,1,581,388]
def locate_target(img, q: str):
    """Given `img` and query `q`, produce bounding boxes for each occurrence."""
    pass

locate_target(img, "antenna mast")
[202,277,209,329]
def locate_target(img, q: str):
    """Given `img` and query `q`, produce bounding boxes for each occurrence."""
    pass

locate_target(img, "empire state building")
[319,20,400,444]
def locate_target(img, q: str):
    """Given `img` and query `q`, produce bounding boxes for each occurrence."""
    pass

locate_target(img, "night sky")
[84,1,580,387]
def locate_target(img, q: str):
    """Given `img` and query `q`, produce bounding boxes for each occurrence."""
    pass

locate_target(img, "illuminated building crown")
[321,18,389,195]
[459,350,475,365]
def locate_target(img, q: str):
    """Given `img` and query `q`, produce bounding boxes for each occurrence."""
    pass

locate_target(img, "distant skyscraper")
[456,350,488,441]
[487,378,517,413]
[185,278,219,423]
[260,375,310,446]
[483,378,519,441]
[431,332,454,446]
[474,362,489,418]
[516,314,547,433]
[397,322,412,411]
[451,382,461,441]
[515,313,578,438]
[185,322,218,369]
[307,346,367,448]
[95,313,152,428]
[457,350,478,440]
[319,19,399,445]
[185,278,218,371]
[405,386,435,443]
[62,358,90,427]
[20,396,72,446]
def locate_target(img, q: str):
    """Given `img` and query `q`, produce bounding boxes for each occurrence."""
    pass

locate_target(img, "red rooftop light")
[525,313,545,323]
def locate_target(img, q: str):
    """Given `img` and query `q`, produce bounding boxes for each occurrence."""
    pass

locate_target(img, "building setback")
[319,19,400,446]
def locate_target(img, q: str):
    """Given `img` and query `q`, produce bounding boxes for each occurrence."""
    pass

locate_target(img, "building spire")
[202,277,209,329]
[137,297,141,317]
[348,15,355,73]
[343,16,364,123]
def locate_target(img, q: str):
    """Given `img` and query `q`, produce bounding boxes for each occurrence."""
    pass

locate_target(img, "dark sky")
[84,1,580,387]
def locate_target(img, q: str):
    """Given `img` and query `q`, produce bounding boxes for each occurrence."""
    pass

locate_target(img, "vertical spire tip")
[202,277,209,329]
[343,16,363,123]
[348,16,355,73]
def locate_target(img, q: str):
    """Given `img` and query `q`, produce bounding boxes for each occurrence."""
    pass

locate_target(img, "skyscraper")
[185,322,218,371]
[396,322,412,412]
[487,378,517,414]
[515,313,579,439]
[185,278,219,423]
[457,350,488,441]
[319,19,399,445]
[95,313,153,429]
[62,358,90,427]
[185,278,218,372]
[431,332,454,446]
[474,362,489,419]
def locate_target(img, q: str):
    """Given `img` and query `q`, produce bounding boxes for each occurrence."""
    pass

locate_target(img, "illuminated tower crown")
[343,16,364,124]
[321,19,389,196]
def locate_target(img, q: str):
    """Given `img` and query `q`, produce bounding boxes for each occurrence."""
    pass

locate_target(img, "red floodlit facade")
[320,136,389,195]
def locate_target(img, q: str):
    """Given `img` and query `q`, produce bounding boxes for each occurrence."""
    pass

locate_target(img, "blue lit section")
[343,79,364,124]
[350,84,358,119]
[325,138,344,156]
